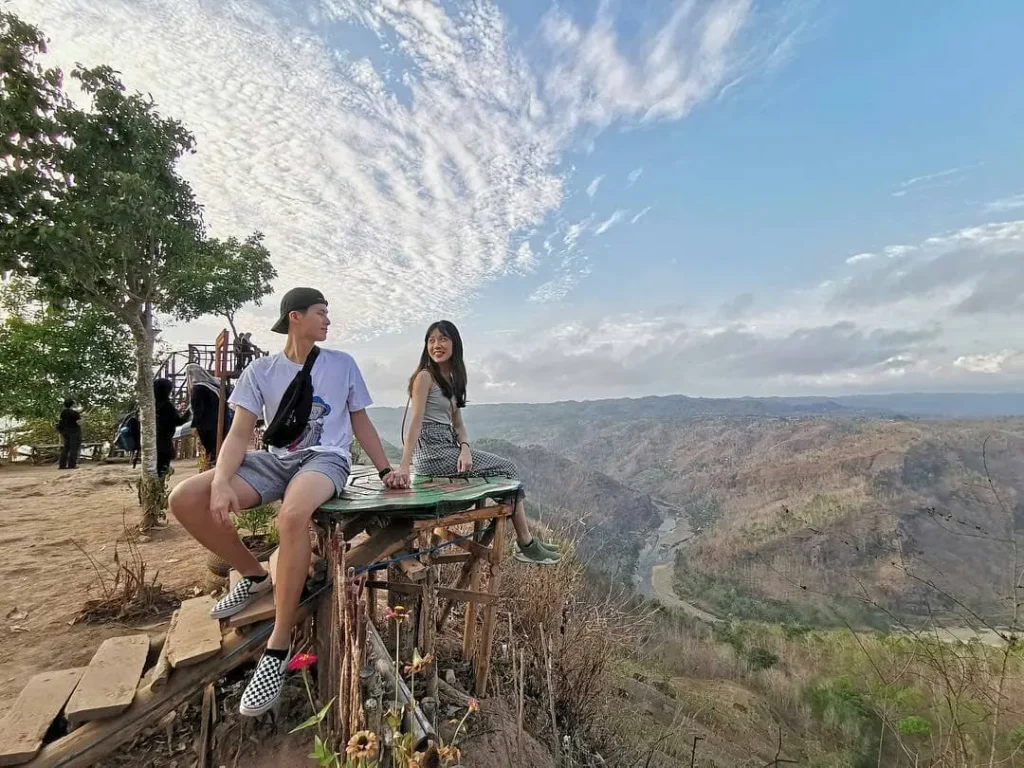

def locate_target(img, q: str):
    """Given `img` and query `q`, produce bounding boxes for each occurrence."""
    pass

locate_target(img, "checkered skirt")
[412,421,520,481]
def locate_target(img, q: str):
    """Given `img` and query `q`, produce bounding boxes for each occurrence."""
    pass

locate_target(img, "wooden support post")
[462,519,485,662]
[474,514,505,696]
[437,523,497,629]
[387,564,417,665]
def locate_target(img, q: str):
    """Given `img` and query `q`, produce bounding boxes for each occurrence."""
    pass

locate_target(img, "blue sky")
[13,0,1024,403]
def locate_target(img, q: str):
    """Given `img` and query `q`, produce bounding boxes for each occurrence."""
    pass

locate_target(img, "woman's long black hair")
[408,320,467,407]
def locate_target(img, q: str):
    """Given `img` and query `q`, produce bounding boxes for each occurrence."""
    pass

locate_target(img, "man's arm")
[350,409,391,473]
[212,407,257,486]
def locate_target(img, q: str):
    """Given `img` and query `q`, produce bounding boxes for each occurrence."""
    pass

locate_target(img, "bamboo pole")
[366,622,435,751]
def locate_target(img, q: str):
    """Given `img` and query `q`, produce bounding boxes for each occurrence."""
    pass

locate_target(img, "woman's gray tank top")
[423,381,455,425]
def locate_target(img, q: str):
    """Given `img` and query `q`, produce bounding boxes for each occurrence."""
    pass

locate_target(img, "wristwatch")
[378,466,393,480]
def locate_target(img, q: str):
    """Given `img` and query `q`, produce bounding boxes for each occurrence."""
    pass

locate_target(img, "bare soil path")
[0,460,209,711]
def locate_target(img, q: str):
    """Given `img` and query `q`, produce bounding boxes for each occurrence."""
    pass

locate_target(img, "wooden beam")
[437,524,497,629]
[365,623,434,751]
[226,549,280,629]
[426,553,472,565]
[412,503,512,531]
[0,669,84,767]
[463,519,485,661]
[475,514,505,696]
[434,525,493,564]
[365,581,496,605]
[346,521,415,569]
[396,554,428,582]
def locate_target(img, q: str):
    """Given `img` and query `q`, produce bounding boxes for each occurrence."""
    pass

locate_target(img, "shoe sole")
[209,583,273,619]
[239,695,281,717]
[514,552,560,565]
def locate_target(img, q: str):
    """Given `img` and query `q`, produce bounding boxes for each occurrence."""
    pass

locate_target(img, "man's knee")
[277,503,314,534]
[168,475,207,520]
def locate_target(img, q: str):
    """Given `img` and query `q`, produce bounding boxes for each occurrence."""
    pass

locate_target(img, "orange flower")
[345,730,379,760]
[385,605,408,623]
[403,648,434,675]
[286,652,317,672]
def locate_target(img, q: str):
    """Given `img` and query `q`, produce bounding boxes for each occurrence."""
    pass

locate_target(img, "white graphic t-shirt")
[229,348,372,461]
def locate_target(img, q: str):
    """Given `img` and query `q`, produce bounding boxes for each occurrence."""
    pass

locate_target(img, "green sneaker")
[514,538,560,565]
[537,538,561,555]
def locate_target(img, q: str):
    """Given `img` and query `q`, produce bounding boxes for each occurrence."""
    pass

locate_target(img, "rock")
[445,669,457,686]
[137,535,152,543]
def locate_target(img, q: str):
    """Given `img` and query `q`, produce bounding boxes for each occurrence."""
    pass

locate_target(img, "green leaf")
[289,697,335,734]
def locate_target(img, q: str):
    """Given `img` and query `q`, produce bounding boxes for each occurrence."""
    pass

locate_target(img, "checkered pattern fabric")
[413,422,520,480]
[239,650,292,716]
[209,573,273,619]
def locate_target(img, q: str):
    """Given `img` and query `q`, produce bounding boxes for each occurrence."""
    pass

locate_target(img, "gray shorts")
[236,449,350,505]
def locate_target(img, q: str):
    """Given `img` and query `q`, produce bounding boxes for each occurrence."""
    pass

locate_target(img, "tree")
[2,15,275,528]
[169,233,276,338]
[0,278,135,421]
[0,13,65,270]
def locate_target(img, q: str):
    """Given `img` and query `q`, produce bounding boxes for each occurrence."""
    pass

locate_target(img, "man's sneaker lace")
[239,650,291,717]
[210,573,272,619]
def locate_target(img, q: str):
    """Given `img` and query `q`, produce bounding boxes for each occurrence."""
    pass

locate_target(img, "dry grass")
[73,511,181,624]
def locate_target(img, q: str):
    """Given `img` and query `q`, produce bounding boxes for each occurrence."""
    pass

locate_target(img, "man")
[57,398,82,470]
[169,287,409,716]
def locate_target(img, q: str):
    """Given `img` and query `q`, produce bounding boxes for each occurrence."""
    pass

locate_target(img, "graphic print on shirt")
[287,396,331,452]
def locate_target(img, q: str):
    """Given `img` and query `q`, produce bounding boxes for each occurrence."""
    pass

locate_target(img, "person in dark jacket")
[57,398,82,469]
[154,378,191,477]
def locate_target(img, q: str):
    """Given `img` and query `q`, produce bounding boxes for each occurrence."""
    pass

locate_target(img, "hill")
[473,438,661,579]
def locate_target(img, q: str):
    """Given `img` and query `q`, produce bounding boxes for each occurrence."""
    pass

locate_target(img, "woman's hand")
[458,444,473,473]
[386,463,411,489]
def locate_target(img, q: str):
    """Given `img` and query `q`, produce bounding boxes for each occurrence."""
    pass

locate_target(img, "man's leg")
[265,471,335,651]
[168,470,265,577]
[58,435,69,469]
[68,432,81,469]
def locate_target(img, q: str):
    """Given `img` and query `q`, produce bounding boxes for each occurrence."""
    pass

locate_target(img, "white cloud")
[890,164,980,198]
[630,206,652,224]
[954,351,1020,374]
[14,0,781,339]
[846,252,874,265]
[627,167,644,186]
[586,175,604,198]
[595,210,626,235]
[984,194,1024,213]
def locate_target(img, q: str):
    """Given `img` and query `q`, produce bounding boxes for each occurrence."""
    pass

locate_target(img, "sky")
[11,0,1024,405]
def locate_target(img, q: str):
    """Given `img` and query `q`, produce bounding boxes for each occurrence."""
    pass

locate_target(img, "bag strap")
[400,396,411,446]
[302,345,321,374]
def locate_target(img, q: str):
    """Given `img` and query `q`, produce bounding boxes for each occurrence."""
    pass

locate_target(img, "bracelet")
[459,441,470,450]
[378,466,393,480]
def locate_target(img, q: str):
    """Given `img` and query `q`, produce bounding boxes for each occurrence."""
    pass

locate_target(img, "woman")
[154,378,191,477]
[398,320,560,565]
[57,398,82,470]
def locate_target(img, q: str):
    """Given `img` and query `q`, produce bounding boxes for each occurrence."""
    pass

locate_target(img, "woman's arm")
[399,371,432,473]
[453,406,473,472]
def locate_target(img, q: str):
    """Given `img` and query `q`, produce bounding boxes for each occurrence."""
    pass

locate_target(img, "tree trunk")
[127,302,163,531]
[224,311,238,340]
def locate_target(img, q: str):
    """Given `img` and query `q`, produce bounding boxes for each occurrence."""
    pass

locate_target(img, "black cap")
[271,287,328,334]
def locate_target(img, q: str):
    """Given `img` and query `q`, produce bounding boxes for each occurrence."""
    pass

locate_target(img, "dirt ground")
[0,459,209,711]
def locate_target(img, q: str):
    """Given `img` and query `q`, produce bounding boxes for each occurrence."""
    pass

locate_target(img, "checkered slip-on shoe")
[209,573,273,619]
[239,650,292,717]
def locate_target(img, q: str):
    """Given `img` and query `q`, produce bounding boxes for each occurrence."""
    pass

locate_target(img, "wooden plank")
[463,519,485,661]
[413,504,512,531]
[345,521,416,569]
[435,524,493,563]
[437,524,497,629]
[166,597,222,668]
[346,531,371,550]
[397,553,428,582]
[227,550,280,629]
[65,636,150,726]
[0,668,84,767]
[426,553,473,565]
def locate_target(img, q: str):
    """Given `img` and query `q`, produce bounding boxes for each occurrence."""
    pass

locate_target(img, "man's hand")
[385,466,410,489]
[458,445,473,474]
[210,478,241,527]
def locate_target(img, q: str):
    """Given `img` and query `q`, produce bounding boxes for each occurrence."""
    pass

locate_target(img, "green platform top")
[316,465,521,518]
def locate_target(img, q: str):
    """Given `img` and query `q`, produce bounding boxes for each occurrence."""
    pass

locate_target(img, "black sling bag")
[262,346,321,449]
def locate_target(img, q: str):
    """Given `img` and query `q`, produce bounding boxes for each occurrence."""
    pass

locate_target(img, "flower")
[385,605,407,623]
[286,652,317,672]
[403,648,435,676]
[467,698,480,713]
[345,730,379,760]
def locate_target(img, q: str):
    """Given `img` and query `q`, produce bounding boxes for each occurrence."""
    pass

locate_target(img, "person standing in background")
[57,398,82,470]
[154,378,191,477]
